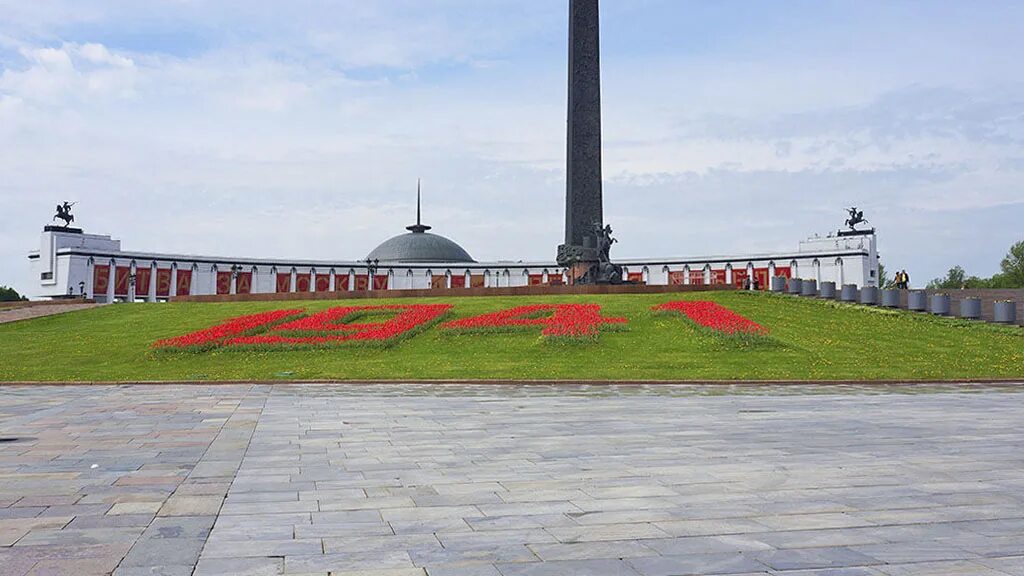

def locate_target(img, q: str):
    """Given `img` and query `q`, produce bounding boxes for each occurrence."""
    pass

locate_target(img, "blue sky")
[1,0,1023,296]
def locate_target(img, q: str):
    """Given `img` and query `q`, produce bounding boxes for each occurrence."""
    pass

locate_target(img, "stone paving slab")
[0,384,1022,575]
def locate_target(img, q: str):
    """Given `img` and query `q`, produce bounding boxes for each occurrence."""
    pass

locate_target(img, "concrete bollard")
[819,281,836,299]
[931,294,951,316]
[860,286,879,306]
[840,284,858,302]
[959,297,981,320]
[800,279,818,297]
[787,278,803,295]
[908,291,927,311]
[993,301,1017,324]
[881,289,901,308]
[771,276,786,293]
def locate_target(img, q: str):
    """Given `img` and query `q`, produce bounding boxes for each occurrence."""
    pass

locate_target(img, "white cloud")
[0,1,1022,297]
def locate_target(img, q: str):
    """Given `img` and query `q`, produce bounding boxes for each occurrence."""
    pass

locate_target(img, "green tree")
[877,263,891,289]
[0,286,27,302]
[928,266,967,290]
[999,240,1024,288]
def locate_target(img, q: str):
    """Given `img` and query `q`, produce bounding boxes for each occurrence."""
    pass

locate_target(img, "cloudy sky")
[2,0,1022,296]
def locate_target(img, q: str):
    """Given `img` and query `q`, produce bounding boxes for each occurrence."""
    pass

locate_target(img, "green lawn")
[1,291,1022,382]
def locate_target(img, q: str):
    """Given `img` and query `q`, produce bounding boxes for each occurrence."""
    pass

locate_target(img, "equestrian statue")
[845,207,868,231]
[53,202,75,227]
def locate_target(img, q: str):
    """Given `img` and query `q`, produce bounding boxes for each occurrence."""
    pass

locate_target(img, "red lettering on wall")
[115,267,131,296]
[315,274,331,292]
[135,267,152,296]
[276,273,292,293]
[93,265,111,295]
[156,269,172,297]
[216,272,232,295]
[236,272,252,295]
[176,270,193,296]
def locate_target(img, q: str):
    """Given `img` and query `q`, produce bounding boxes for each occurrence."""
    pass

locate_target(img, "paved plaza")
[0,384,1022,576]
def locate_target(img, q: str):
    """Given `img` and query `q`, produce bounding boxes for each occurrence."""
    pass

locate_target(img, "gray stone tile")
[194,556,284,575]
[754,547,883,571]
[497,558,641,576]
[426,566,501,576]
[627,553,767,576]
[875,560,1011,575]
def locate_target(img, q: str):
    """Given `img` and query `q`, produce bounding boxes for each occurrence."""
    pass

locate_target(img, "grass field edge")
[2,378,1022,386]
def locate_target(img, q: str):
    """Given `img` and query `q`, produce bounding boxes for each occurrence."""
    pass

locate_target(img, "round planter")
[860,286,879,306]
[819,281,837,299]
[770,276,787,293]
[787,278,803,295]
[800,279,818,297]
[993,301,1017,324]
[930,294,951,316]
[880,289,901,308]
[840,284,858,302]
[959,297,981,320]
[908,291,927,311]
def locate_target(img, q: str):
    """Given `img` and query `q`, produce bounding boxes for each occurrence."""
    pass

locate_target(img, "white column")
[147,263,158,303]
[107,260,117,302]
[170,264,178,298]
[290,269,297,292]
[86,260,95,299]
[128,262,137,302]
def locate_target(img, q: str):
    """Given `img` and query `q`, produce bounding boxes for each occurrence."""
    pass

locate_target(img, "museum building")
[29,204,880,302]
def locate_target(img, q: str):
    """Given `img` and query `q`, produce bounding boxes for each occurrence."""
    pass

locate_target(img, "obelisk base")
[558,243,624,285]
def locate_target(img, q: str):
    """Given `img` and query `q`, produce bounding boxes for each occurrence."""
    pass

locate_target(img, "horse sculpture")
[53,202,75,227]
[845,207,868,231]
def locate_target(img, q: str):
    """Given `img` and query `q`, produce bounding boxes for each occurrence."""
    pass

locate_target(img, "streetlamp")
[364,258,379,291]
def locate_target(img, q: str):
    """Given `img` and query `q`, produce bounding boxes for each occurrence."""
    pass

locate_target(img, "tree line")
[926,240,1024,290]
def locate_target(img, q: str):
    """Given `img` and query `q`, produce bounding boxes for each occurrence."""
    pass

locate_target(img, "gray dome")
[367,232,475,263]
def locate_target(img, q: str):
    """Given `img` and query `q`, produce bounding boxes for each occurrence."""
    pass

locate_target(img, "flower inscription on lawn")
[154,301,769,351]
[654,301,769,336]
[154,304,451,350]
[441,304,627,341]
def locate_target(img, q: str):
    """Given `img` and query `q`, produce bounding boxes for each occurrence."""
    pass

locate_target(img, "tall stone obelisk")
[558,0,614,283]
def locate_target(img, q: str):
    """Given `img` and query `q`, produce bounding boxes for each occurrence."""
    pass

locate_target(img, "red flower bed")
[225,304,451,348]
[654,301,768,336]
[442,304,626,340]
[153,309,304,350]
[153,304,451,350]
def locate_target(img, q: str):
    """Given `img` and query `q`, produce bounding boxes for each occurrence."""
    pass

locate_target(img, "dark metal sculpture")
[53,202,75,227]
[576,221,624,285]
[845,207,868,231]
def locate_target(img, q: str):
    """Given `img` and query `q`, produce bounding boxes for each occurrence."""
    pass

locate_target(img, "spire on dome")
[406,179,432,233]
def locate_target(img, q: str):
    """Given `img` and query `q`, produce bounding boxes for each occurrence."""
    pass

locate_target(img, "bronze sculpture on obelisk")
[557,0,623,284]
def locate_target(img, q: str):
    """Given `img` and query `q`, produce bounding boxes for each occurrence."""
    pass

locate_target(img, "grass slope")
[0,292,1022,382]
